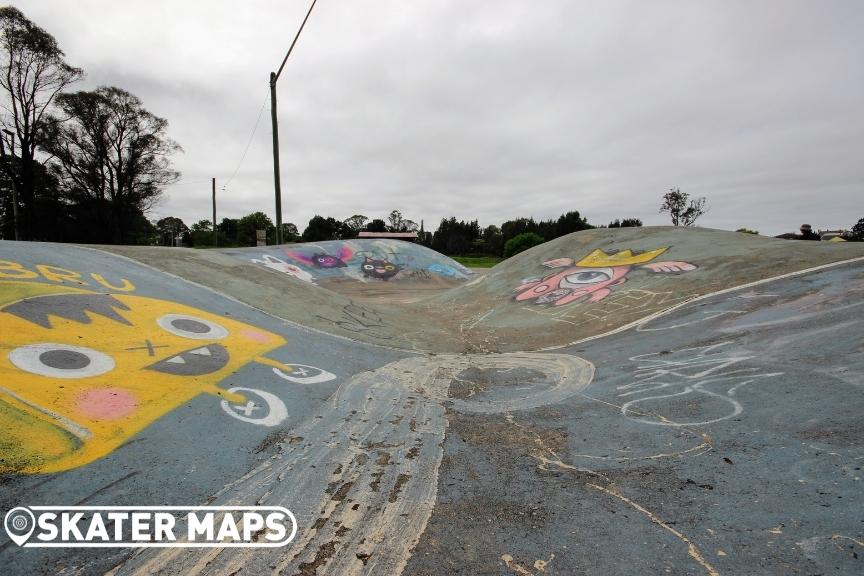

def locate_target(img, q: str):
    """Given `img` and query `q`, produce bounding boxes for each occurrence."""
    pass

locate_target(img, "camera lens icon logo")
[4,507,35,546]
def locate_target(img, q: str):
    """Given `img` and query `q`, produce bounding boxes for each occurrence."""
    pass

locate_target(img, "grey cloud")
[16,0,864,236]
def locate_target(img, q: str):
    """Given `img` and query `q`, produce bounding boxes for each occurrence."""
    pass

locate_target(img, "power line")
[223,90,270,190]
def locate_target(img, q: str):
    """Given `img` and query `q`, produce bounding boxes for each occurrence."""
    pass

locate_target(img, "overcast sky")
[17,0,864,236]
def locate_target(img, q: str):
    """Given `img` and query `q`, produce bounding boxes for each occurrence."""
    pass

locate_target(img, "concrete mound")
[417,226,864,351]
[96,227,864,353]
[2,233,863,575]
[220,239,472,285]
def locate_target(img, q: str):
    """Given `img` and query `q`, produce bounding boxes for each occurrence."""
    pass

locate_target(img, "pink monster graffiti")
[514,247,696,307]
[285,245,355,269]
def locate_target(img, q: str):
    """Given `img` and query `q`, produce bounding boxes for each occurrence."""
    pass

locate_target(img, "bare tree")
[0,6,82,239]
[47,86,181,243]
[660,187,708,226]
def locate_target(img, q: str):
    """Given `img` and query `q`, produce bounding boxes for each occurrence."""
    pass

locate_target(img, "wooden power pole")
[212,178,217,247]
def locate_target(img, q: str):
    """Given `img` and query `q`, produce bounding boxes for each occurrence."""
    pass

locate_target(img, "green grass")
[451,255,504,268]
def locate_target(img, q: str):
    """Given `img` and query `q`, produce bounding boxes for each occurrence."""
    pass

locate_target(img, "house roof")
[358,232,418,239]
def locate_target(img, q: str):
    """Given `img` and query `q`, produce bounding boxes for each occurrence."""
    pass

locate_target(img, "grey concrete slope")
[1,239,862,576]
[422,226,864,351]
[407,259,864,575]
[219,239,473,286]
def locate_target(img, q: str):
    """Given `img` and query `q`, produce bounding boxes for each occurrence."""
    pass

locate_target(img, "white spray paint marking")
[636,309,747,332]
[618,342,783,426]
[220,387,288,427]
[271,363,338,384]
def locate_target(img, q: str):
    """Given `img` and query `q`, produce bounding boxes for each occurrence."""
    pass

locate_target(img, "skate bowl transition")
[1,227,863,576]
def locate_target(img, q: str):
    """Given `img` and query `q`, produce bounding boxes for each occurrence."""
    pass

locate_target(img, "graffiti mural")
[0,280,334,473]
[250,254,315,283]
[514,247,697,307]
[361,256,401,281]
[240,239,472,284]
[285,245,354,269]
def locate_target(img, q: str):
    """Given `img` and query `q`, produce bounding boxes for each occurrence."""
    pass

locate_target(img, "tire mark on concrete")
[110,352,593,576]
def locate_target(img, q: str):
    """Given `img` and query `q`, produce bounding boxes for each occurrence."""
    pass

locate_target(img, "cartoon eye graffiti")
[384,265,395,271]
[156,314,229,340]
[271,363,338,384]
[363,264,374,271]
[9,343,116,379]
[561,268,613,287]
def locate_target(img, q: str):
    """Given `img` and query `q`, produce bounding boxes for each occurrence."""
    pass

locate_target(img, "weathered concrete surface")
[406,260,864,575]
[99,228,864,353]
[422,226,864,351]
[98,243,456,351]
[1,234,863,575]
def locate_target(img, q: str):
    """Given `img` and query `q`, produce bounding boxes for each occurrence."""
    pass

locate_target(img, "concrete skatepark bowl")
[1,227,863,575]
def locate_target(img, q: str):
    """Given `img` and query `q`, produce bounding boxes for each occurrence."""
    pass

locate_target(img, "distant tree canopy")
[432,217,480,255]
[851,218,864,241]
[342,214,368,237]
[155,216,188,246]
[302,215,345,242]
[0,6,82,240]
[0,7,180,244]
[660,188,708,226]
[608,218,643,228]
[427,211,593,257]
[503,232,545,258]
[365,218,387,233]
[736,228,759,235]
[47,86,180,243]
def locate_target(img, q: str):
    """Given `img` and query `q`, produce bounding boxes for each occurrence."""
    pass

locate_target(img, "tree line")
[0,7,180,243]
[164,208,646,258]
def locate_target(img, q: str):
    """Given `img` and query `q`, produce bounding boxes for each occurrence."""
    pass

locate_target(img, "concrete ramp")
[423,226,864,351]
[220,239,473,286]
[1,231,864,575]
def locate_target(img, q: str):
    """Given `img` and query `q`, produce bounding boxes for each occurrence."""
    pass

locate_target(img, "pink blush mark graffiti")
[241,329,272,343]
[76,388,138,420]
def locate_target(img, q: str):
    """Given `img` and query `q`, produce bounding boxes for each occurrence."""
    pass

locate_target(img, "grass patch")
[451,255,504,268]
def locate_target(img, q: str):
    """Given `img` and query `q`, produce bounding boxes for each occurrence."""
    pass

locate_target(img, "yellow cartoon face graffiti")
[0,282,286,474]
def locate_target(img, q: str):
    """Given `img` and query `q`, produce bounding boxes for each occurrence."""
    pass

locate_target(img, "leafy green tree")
[736,228,759,235]
[217,217,239,246]
[365,218,387,232]
[848,218,863,241]
[0,6,82,240]
[609,218,642,228]
[501,218,538,246]
[155,216,188,246]
[660,188,708,226]
[47,86,181,243]
[481,224,503,255]
[342,214,368,238]
[556,211,592,236]
[280,222,299,242]
[387,210,405,232]
[503,232,545,258]
[189,219,213,246]
[302,215,343,242]
[432,217,480,255]
[238,211,274,246]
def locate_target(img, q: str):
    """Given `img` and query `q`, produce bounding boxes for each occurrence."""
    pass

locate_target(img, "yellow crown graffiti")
[575,247,668,267]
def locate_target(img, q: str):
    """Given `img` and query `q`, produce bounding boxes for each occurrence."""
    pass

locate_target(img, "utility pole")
[212,177,217,247]
[269,0,318,245]
[270,72,282,244]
